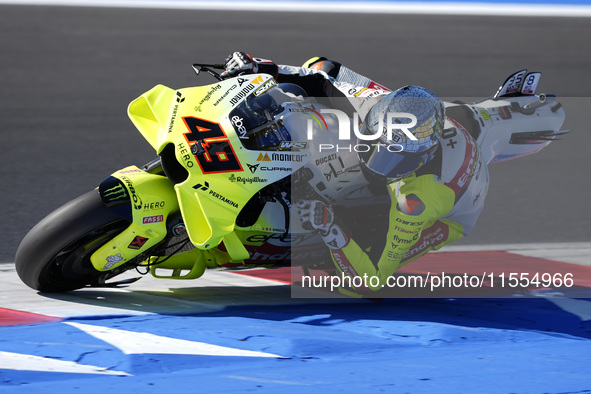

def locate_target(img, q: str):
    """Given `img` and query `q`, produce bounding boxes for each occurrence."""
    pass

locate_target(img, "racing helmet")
[229,83,307,150]
[358,85,445,179]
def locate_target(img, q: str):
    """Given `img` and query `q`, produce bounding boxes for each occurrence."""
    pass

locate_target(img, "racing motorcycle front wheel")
[15,190,130,292]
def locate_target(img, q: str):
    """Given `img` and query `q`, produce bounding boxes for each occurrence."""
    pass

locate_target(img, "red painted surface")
[229,251,591,291]
[0,308,61,327]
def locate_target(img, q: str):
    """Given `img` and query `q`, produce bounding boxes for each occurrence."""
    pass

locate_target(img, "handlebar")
[192,63,225,81]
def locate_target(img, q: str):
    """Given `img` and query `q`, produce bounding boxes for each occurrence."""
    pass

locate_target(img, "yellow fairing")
[127,74,292,261]
[90,166,179,271]
[128,84,177,150]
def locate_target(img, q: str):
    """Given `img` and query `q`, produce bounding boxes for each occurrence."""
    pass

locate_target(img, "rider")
[222,52,488,295]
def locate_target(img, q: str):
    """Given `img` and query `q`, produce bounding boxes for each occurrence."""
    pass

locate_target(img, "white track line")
[1,0,591,18]
[435,242,591,266]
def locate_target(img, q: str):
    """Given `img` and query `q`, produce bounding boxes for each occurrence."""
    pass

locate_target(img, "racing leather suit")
[268,58,490,292]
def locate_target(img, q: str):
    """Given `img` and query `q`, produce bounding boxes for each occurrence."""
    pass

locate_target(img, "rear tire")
[15,190,129,292]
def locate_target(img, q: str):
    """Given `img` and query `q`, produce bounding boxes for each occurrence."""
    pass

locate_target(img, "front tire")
[15,190,129,292]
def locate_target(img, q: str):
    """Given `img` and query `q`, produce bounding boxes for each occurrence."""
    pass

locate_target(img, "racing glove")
[221,52,278,79]
[296,200,349,250]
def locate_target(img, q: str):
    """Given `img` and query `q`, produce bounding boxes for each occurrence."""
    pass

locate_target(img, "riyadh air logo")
[247,163,260,174]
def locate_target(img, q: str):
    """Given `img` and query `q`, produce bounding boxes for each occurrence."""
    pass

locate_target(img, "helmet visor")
[360,144,438,179]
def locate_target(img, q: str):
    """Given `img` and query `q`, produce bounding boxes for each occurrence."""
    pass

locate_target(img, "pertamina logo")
[193,181,239,208]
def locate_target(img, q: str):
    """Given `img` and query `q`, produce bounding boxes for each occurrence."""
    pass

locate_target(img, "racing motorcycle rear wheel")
[15,190,129,292]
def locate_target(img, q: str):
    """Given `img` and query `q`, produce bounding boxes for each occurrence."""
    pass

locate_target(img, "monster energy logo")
[103,184,127,201]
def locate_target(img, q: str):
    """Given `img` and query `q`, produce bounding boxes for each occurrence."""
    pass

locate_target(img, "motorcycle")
[14,63,569,292]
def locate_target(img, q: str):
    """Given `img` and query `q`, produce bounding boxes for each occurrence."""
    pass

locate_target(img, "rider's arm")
[221,52,388,116]
[276,65,347,98]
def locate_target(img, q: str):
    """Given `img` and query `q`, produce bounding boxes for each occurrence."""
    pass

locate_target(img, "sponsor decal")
[444,120,478,197]
[270,152,306,162]
[229,83,257,106]
[279,141,308,150]
[257,153,271,162]
[260,227,286,232]
[396,194,425,216]
[247,163,291,173]
[103,183,127,202]
[118,169,142,174]
[143,201,165,210]
[231,115,249,139]
[197,84,222,107]
[192,181,239,208]
[142,215,164,224]
[442,127,458,149]
[253,78,276,97]
[177,141,195,168]
[103,253,123,270]
[315,153,338,166]
[324,162,361,182]
[245,233,314,245]
[120,176,142,210]
[168,99,180,133]
[262,166,291,172]
[228,174,268,184]
[332,249,359,278]
[128,236,149,250]
[391,234,415,245]
[480,110,491,121]
[213,84,238,107]
[172,223,187,236]
[368,81,391,91]
[247,163,260,174]
[395,217,424,227]
[303,108,328,132]
[394,225,420,235]
[401,221,450,262]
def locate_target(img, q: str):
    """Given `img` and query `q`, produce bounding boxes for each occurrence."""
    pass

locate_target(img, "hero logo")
[231,115,249,140]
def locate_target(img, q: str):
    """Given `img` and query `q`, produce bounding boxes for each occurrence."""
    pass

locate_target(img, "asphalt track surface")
[1,4,591,392]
